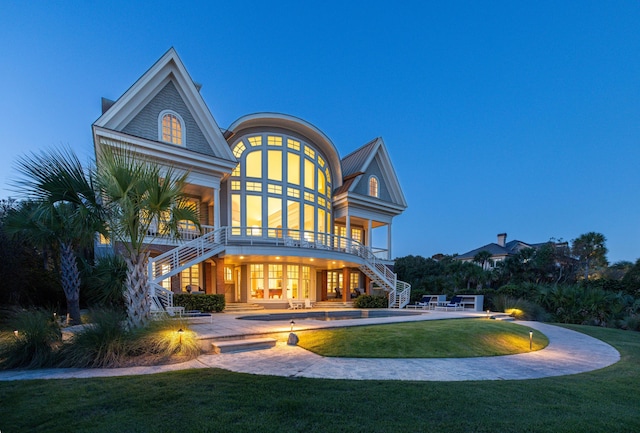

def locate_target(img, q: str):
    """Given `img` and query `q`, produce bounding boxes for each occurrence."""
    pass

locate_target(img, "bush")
[57,310,200,368]
[85,255,127,308]
[0,308,61,369]
[174,294,225,312]
[57,309,129,368]
[492,295,548,321]
[353,295,388,308]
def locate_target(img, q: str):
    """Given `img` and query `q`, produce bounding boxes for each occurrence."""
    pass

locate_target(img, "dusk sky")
[1,1,638,263]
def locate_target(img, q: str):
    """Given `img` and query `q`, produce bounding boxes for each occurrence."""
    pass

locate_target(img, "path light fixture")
[529,330,533,350]
[13,330,18,338]
[178,328,184,345]
[486,309,490,319]
[290,320,295,332]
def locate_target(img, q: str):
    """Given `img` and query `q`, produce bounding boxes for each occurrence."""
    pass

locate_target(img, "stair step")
[212,337,277,354]
[313,301,354,309]
[493,314,516,321]
[224,303,265,312]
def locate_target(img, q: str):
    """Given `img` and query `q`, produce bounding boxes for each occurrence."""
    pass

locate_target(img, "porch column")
[213,187,221,230]
[342,268,350,302]
[214,258,225,295]
[367,219,373,247]
[345,209,351,251]
[387,222,392,260]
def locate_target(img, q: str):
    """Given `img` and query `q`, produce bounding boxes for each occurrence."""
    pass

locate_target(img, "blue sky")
[1,1,639,262]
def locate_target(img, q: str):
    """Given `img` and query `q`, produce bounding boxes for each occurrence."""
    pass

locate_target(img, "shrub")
[620,315,640,332]
[85,254,127,308]
[57,309,129,368]
[127,318,200,360]
[492,295,548,321]
[353,295,388,308]
[0,308,61,369]
[174,294,225,312]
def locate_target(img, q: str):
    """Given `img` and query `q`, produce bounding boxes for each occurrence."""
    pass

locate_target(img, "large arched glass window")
[159,110,184,145]
[229,134,333,242]
[369,176,379,198]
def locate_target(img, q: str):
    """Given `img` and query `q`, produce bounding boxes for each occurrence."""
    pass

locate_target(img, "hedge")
[173,294,226,312]
[353,294,388,308]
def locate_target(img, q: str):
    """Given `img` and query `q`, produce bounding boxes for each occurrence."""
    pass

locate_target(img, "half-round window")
[159,110,184,145]
[369,176,379,198]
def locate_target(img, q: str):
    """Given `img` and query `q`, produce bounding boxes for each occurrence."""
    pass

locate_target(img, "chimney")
[497,233,507,247]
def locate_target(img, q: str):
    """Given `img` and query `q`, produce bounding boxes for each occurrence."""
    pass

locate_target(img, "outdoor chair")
[334,287,342,298]
[441,296,465,311]
[416,295,434,309]
[288,298,302,310]
[304,299,314,309]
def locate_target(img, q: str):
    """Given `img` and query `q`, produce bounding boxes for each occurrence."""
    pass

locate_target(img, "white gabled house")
[93,48,409,310]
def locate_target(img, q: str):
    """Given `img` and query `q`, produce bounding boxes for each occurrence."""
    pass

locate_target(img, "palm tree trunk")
[124,252,151,329]
[59,242,81,325]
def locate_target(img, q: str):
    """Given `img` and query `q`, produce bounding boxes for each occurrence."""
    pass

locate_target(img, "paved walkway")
[0,310,620,382]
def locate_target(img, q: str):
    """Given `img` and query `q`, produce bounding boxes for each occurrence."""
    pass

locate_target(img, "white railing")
[151,282,174,310]
[145,225,410,308]
[148,226,227,284]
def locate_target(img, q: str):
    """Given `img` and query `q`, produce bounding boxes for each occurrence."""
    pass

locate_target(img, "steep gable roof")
[93,48,235,162]
[337,137,407,208]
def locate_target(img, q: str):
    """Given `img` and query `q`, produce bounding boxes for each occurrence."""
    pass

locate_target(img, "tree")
[473,250,493,270]
[571,232,608,281]
[5,149,104,324]
[96,146,200,329]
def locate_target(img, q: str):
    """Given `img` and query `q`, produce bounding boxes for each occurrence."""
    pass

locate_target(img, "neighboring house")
[93,48,410,309]
[455,233,568,269]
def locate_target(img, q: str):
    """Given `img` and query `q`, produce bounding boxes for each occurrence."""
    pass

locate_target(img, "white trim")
[158,110,186,146]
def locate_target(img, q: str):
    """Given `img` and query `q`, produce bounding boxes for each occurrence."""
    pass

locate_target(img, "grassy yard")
[297,319,548,357]
[0,324,639,432]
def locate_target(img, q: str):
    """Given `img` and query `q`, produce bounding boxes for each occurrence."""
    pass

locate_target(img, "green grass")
[297,319,548,357]
[0,325,639,432]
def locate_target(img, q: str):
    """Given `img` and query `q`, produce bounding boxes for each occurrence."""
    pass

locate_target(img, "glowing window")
[268,136,282,146]
[287,266,299,299]
[304,159,314,189]
[318,156,325,167]
[350,272,360,291]
[268,184,282,194]
[287,200,300,237]
[248,136,262,147]
[160,112,183,145]
[326,167,331,183]
[224,266,233,283]
[302,266,310,298]
[231,194,241,234]
[287,187,300,198]
[304,203,314,238]
[318,197,326,207]
[287,152,300,185]
[369,176,379,197]
[287,139,300,150]
[318,208,326,234]
[352,228,363,243]
[246,195,262,236]
[268,150,282,181]
[231,181,240,190]
[318,169,326,195]
[250,264,264,299]
[304,146,315,159]
[233,142,246,158]
[246,182,262,192]
[267,197,282,237]
[182,264,199,291]
[304,192,314,202]
[268,264,283,299]
[231,164,240,177]
[246,151,262,178]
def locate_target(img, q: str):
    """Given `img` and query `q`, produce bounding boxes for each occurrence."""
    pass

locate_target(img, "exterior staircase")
[313,301,354,309]
[145,226,411,312]
[224,303,265,313]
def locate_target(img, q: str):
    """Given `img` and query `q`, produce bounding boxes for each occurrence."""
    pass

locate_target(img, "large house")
[455,233,569,269]
[93,48,410,309]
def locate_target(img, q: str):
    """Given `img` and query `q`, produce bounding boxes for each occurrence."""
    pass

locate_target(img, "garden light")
[290,320,295,332]
[529,330,533,350]
[13,330,19,338]
[178,328,184,345]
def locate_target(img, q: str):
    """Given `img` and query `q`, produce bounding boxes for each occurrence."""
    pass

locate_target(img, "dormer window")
[369,176,379,198]
[159,110,184,145]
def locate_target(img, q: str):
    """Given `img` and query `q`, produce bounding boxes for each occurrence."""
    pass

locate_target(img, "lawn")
[0,324,638,432]
[297,319,548,357]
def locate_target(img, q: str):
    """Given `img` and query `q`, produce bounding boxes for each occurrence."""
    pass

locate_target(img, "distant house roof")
[456,234,555,261]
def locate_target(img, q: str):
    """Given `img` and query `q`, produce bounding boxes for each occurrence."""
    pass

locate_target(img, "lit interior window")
[287,152,300,185]
[268,136,282,146]
[287,187,300,198]
[268,184,282,194]
[287,200,300,238]
[232,164,240,177]
[304,203,314,239]
[161,113,183,145]
[268,264,283,299]
[302,266,310,298]
[250,264,264,299]
[304,159,314,190]
[267,197,282,237]
[304,146,315,159]
[287,139,300,150]
[318,169,326,195]
[268,150,282,181]
[246,182,262,192]
[246,151,262,178]
[246,195,262,236]
[369,176,379,197]
[231,181,241,190]
[318,197,326,207]
[318,156,325,167]
[304,191,314,202]
[287,266,299,299]
[233,142,246,157]
[248,136,262,147]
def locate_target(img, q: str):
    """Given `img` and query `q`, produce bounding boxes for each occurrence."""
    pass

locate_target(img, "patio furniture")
[436,296,465,311]
[334,287,342,298]
[288,298,302,310]
[304,299,314,309]
[415,295,434,309]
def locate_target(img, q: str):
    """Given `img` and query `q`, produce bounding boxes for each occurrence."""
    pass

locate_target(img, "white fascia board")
[94,127,236,179]
[333,192,406,214]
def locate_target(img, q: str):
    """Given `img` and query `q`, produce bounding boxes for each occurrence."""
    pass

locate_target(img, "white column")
[213,187,220,230]
[367,219,373,247]
[345,209,351,251]
[387,221,392,260]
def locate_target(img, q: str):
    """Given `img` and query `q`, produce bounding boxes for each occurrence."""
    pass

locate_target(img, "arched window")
[159,110,184,145]
[369,176,379,198]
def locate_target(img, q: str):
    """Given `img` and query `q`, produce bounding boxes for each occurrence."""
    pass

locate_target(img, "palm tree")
[6,149,104,324]
[473,250,494,270]
[96,146,200,329]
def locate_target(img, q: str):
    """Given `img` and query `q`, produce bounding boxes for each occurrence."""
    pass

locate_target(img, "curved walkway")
[0,313,620,382]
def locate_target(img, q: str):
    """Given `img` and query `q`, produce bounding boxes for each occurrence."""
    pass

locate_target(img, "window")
[369,176,379,198]
[224,266,233,283]
[268,264,283,299]
[160,111,184,145]
[250,264,264,299]
[182,264,199,291]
